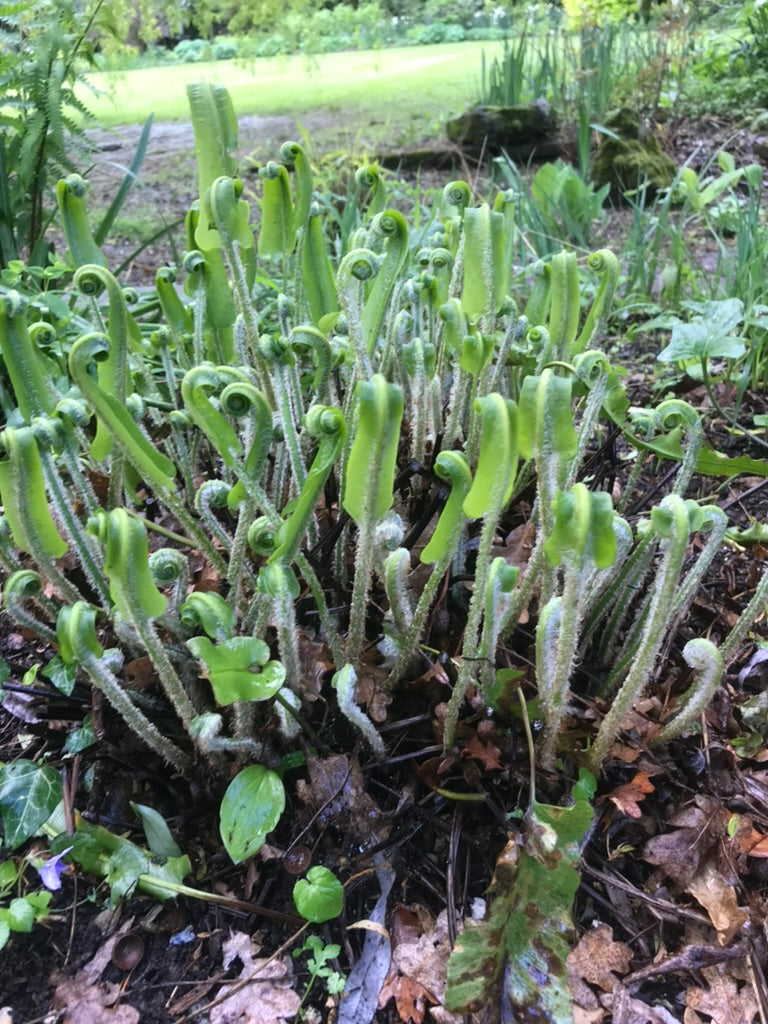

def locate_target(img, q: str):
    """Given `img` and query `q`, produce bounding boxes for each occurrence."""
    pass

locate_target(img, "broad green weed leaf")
[105,841,191,905]
[220,765,285,864]
[0,760,62,849]
[130,801,183,859]
[187,636,285,706]
[0,861,17,893]
[658,298,745,362]
[446,795,593,1019]
[5,896,35,932]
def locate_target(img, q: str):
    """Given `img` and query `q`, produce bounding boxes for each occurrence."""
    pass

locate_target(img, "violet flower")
[35,847,73,891]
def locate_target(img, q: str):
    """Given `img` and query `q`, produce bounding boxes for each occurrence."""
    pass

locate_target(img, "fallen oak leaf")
[685,962,760,1023]
[378,972,438,1024]
[460,733,503,772]
[209,932,301,1024]
[567,924,634,1009]
[603,772,656,819]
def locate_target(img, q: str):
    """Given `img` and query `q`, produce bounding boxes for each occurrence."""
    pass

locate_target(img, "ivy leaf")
[42,655,77,697]
[0,760,62,849]
[445,794,594,1019]
[220,765,285,864]
[64,714,95,755]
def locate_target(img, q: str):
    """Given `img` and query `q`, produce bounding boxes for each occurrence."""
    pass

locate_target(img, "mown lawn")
[82,40,500,126]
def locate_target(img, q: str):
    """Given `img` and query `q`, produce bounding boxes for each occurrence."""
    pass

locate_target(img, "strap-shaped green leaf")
[543,483,617,570]
[258,161,294,260]
[280,140,312,233]
[361,210,409,355]
[518,369,578,463]
[343,374,403,525]
[574,249,619,353]
[459,331,495,376]
[74,264,132,461]
[181,365,243,469]
[463,394,518,519]
[461,203,505,321]
[548,250,580,360]
[0,427,67,558]
[187,82,239,204]
[180,592,236,642]
[420,452,472,564]
[88,509,166,622]
[270,405,346,565]
[197,176,254,252]
[0,290,55,422]
[56,601,104,664]
[302,204,339,325]
[56,174,105,268]
[69,333,177,491]
[155,267,193,338]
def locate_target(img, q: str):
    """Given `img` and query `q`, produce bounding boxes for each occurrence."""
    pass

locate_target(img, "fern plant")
[0,0,108,266]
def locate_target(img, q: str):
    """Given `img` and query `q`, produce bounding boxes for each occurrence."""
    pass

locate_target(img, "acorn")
[112,932,145,971]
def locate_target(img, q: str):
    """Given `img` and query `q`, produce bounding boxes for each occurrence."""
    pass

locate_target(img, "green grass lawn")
[82,41,500,127]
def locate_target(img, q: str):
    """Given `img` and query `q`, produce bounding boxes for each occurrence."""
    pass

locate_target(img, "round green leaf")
[220,765,285,864]
[293,865,344,923]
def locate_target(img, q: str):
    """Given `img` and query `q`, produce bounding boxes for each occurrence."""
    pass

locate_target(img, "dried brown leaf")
[379,907,463,1024]
[209,932,301,1024]
[644,799,724,888]
[297,630,333,697]
[355,663,392,723]
[123,656,155,690]
[605,772,656,819]
[567,924,634,1010]
[606,987,682,1024]
[574,1008,606,1024]
[296,754,387,843]
[51,922,140,1024]
[685,860,748,945]
[685,963,760,1023]
[460,733,503,772]
[378,972,437,1024]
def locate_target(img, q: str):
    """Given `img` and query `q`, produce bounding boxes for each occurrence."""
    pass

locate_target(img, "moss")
[590,107,676,198]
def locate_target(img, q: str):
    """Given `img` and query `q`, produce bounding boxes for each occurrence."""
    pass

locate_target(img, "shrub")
[466,26,507,40]
[173,38,210,62]
[405,21,466,44]
[253,33,288,56]
[212,40,238,60]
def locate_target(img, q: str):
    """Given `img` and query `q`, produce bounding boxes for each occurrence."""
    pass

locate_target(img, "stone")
[445,101,561,162]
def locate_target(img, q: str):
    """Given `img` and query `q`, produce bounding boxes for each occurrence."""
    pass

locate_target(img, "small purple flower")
[35,847,73,891]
